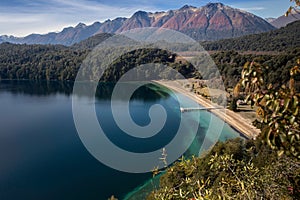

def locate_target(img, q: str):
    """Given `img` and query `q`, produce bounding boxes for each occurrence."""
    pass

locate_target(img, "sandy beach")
[153,80,260,139]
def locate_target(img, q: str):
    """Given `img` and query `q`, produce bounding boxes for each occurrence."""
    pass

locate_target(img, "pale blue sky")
[0,0,293,36]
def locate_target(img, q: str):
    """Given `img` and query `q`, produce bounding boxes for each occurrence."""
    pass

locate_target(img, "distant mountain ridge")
[265,17,276,23]
[0,3,275,45]
[270,9,300,28]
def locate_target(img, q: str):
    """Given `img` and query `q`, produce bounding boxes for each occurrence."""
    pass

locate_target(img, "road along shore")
[153,80,260,139]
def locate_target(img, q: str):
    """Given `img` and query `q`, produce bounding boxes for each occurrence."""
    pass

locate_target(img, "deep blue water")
[0,80,240,200]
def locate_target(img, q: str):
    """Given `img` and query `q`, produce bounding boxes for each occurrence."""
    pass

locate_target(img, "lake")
[0,80,240,199]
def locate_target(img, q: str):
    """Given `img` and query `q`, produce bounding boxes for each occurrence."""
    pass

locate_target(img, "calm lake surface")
[0,80,240,200]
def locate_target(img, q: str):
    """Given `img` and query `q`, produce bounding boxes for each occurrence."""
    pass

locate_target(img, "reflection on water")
[0,80,171,101]
[0,80,74,96]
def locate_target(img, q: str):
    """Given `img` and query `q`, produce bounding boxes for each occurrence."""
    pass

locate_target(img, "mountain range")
[0,3,276,45]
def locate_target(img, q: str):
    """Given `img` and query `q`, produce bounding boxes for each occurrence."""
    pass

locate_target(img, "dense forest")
[0,42,200,82]
[201,20,300,52]
[0,42,88,81]
[212,49,300,89]
[1,41,299,90]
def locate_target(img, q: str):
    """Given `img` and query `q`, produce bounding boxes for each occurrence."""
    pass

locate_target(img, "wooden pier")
[180,107,223,113]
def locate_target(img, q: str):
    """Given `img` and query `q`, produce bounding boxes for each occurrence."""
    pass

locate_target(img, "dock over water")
[180,107,223,113]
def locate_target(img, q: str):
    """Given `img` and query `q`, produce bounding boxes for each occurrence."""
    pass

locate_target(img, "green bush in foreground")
[234,59,300,158]
[148,138,300,200]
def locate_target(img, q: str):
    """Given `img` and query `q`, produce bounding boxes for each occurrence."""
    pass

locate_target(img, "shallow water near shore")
[0,80,240,200]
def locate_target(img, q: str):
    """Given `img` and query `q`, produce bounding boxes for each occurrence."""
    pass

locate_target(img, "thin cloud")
[0,15,42,23]
[229,0,292,17]
[52,0,126,12]
[239,7,266,11]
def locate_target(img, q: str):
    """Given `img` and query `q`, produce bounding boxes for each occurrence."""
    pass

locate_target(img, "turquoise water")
[124,86,241,200]
[0,80,240,200]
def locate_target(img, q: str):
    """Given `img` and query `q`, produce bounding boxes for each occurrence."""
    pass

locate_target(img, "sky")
[0,0,294,37]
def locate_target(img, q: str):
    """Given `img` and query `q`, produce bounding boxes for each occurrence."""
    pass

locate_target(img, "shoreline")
[153,80,260,139]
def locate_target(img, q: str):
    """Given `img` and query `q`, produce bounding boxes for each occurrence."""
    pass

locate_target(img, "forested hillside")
[0,37,199,82]
[1,42,299,90]
[0,43,88,81]
[212,49,300,88]
[202,20,300,52]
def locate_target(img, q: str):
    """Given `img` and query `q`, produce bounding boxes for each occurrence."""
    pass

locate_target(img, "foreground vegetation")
[148,138,299,199]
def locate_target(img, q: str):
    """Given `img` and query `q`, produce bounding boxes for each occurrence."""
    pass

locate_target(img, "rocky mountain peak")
[205,2,225,9]
[75,23,87,29]
[179,5,197,11]
[132,11,148,17]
